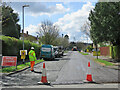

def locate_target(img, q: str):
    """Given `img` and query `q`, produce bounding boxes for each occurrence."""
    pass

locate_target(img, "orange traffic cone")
[86,62,93,81]
[38,62,50,85]
[84,62,93,83]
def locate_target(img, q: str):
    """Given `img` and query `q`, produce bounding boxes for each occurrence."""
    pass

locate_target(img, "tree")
[76,42,87,50]
[37,20,59,45]
[81,21,91,37]
[62,34,69,49]
[2,5,21,38]
[69,42,76,50]
[0,6,2,35]
[54,36,63,46]
[86,45,93,52]
[89,2,120,46]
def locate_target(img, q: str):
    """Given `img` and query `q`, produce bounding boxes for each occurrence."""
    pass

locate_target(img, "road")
[1,51,119,87]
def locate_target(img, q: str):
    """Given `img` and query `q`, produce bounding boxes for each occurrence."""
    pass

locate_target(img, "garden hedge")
[110,46,120,60]
[0,35,41,64]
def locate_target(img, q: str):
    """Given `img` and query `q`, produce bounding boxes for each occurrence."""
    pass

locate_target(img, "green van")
[40,45,55,60]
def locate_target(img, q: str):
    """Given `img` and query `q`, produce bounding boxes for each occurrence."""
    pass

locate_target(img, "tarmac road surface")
[52,51,119,84]
[1,51,119,87]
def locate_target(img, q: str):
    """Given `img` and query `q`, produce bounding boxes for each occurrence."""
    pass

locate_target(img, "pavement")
[0,51,119,88]
[1,83,119,88]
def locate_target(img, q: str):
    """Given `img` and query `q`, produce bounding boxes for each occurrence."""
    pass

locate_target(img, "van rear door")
[41,47,51,58]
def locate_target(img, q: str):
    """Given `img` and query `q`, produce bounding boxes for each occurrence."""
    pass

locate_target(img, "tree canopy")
[89,2,120,45]
[37,20,60,45]
[0,6,1,54]
[62,35,69,49]
[2,5,21,38]
[81,21,90,37]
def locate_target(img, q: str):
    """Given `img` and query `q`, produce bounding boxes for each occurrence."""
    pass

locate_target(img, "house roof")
[20,33,38,40]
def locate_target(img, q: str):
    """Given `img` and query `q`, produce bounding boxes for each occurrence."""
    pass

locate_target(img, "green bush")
[86,45,93,52]
[1,35,41,62]
[110,46,120,59]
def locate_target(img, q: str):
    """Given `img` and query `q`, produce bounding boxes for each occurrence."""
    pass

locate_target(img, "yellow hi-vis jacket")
[28,50,37,61]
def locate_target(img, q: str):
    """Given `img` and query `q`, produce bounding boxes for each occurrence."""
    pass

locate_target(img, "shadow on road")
[61,58,70,60]
[45,58,61,61]
[33,71,42,74]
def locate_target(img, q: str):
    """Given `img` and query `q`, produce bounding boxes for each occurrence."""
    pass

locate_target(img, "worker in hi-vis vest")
[28,47,37,71]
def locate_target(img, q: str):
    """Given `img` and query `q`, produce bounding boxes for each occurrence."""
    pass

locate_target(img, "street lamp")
[62,34,64,38]
[22,5,29,64]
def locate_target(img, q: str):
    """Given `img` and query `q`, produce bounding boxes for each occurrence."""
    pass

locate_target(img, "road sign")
[20,50,27,55]
[93,51,100,56]
[87,49,89,52]
[20,50,27,59]
[1,56,17,66]
[21,55,26,59]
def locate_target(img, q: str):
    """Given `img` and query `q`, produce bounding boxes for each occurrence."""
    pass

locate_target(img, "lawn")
[1,59,44,73]
[94,59,114,66]
[80,52,89,55]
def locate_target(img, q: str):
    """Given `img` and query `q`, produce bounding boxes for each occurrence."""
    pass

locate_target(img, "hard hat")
[31,47,34,49]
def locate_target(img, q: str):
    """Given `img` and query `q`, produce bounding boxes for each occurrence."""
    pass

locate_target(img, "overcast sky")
[6,1,96,43]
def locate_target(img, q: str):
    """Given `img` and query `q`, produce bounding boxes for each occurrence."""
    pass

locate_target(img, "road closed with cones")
[2,51,119,87]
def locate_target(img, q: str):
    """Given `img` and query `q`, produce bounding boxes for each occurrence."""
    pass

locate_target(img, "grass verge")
[1,59,44,73]
[94,59,114,66]
[80,52,89,55]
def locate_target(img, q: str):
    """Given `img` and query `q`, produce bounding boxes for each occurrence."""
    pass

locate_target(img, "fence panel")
[99,47,110,56]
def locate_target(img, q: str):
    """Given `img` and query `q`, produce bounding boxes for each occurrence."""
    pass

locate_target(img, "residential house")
[20,31,39,44]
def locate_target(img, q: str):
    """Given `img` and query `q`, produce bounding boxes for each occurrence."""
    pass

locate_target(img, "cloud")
[10,2,70,16]
[24,24,41,37]
[54,2,94,42]
[31,4,70,16]
[78,35,93,43]
[24,2,94,43]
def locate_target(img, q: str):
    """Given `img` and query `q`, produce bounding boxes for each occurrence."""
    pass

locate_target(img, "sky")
[6,1,97,43]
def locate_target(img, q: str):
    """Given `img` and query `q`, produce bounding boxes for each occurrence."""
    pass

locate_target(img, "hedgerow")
[1,35,41,63]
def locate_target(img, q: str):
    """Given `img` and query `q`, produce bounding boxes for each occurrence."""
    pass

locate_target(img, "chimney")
[37,35,38,40]
[26,31,28,35]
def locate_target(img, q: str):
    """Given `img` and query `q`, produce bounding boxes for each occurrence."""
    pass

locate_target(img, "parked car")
[40,45,55,60]
[58,46,64,56]
[72,46,77,51]
[53,46,59,58]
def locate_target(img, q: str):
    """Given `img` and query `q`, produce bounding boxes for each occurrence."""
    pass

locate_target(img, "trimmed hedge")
[110,46,120,59]
[0,35,41,64]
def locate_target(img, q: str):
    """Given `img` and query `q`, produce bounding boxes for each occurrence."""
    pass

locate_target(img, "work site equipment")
[38,62,50,85]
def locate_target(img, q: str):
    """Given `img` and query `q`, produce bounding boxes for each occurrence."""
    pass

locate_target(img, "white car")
[53,46,59,58]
